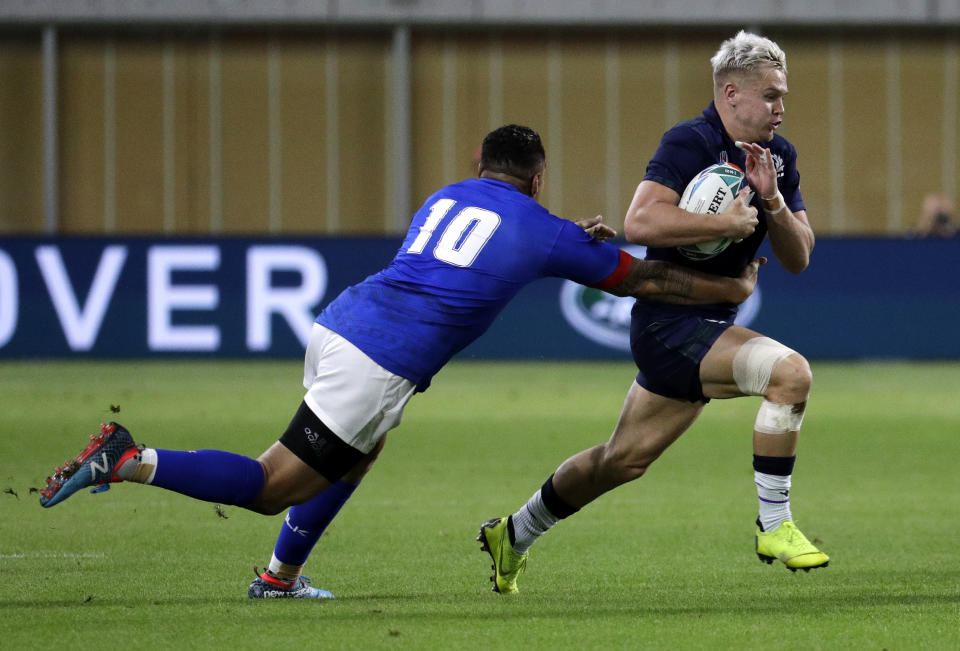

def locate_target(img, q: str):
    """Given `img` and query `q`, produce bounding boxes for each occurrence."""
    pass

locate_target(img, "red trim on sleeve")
[590,249,632,290]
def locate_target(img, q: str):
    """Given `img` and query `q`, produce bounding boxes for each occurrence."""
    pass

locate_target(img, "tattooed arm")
[606,257,766,305]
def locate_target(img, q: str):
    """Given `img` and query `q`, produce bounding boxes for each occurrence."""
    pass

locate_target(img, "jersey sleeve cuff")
[590,249,632,290]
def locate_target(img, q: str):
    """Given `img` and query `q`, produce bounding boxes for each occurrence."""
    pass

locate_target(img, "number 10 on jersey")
[407,199,501,267]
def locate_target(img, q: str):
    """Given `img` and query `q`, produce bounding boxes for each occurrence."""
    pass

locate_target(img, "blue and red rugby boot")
[248,571,335,599]
[39,422,139,508]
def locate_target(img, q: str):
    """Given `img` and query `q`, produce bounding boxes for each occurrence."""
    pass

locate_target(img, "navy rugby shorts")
[629,301,736,403]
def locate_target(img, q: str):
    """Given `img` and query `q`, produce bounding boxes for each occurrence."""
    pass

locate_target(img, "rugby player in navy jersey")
[38,124,762,599]
[482,31,827,594]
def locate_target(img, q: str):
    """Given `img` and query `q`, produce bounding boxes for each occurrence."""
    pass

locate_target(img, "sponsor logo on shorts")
[305,427,327,454]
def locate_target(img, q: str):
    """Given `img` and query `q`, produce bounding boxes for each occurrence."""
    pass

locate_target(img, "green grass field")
[1,359,958,649]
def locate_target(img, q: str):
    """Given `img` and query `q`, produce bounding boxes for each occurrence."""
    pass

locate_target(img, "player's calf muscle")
[248,471,326,515]
[246,461,297,515]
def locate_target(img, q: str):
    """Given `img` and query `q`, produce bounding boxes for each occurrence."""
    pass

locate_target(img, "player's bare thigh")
[699,326,810,403]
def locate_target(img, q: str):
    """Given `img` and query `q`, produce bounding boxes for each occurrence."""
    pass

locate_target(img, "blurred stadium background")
[0,0,957,360]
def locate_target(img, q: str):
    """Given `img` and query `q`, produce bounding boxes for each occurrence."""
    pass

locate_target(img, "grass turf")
[1,359,958,649]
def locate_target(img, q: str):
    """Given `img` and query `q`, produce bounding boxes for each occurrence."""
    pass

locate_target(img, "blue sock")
[272,480,358,566]
[150,449,264,506]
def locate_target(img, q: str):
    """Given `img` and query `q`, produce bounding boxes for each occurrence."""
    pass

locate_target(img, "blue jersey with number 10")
[317,178,628,391]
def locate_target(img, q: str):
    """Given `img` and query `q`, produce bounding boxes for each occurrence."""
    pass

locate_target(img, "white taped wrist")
[762,191,786,215]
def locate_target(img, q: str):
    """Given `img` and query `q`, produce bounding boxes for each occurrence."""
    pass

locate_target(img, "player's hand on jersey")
[575,214,617,241]
[736,140,778,199]
[722,187,759,241]
[731,256,767,303]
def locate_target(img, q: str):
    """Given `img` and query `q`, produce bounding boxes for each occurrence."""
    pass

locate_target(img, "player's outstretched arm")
[605,256,766,305]
[574,214,617,241]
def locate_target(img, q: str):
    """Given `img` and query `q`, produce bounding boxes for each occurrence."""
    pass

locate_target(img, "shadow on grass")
[4,565,959,617]
[6,585,956,616]
[332,588,960,618]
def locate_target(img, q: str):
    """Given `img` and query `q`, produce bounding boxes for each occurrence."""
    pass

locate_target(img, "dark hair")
[480,125,545,181]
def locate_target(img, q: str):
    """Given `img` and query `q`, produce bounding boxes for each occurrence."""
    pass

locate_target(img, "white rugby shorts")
[302,323,417,454]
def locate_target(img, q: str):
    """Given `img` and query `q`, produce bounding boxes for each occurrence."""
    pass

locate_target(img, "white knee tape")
[755,399,805,434]
[732,337,796,396]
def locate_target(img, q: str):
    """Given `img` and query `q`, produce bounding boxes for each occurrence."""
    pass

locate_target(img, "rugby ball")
[676,163,748,261]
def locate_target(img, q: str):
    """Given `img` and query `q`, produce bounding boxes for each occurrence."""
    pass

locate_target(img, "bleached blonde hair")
[711,30,787,90]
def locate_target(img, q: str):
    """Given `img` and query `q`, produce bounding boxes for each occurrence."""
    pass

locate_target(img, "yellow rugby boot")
[477,517,527,594]
[756,520,829,572]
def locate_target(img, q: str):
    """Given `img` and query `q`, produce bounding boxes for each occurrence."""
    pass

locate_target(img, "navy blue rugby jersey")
[317,178,630,392]
[643,102,805,280]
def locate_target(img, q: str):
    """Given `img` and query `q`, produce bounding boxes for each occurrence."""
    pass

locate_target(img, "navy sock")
[272,480,359,566]
[150,449,264,506]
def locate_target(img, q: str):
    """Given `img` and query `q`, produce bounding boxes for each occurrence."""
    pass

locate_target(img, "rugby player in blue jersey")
[38,124,761,599]
[481,31,827,594]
